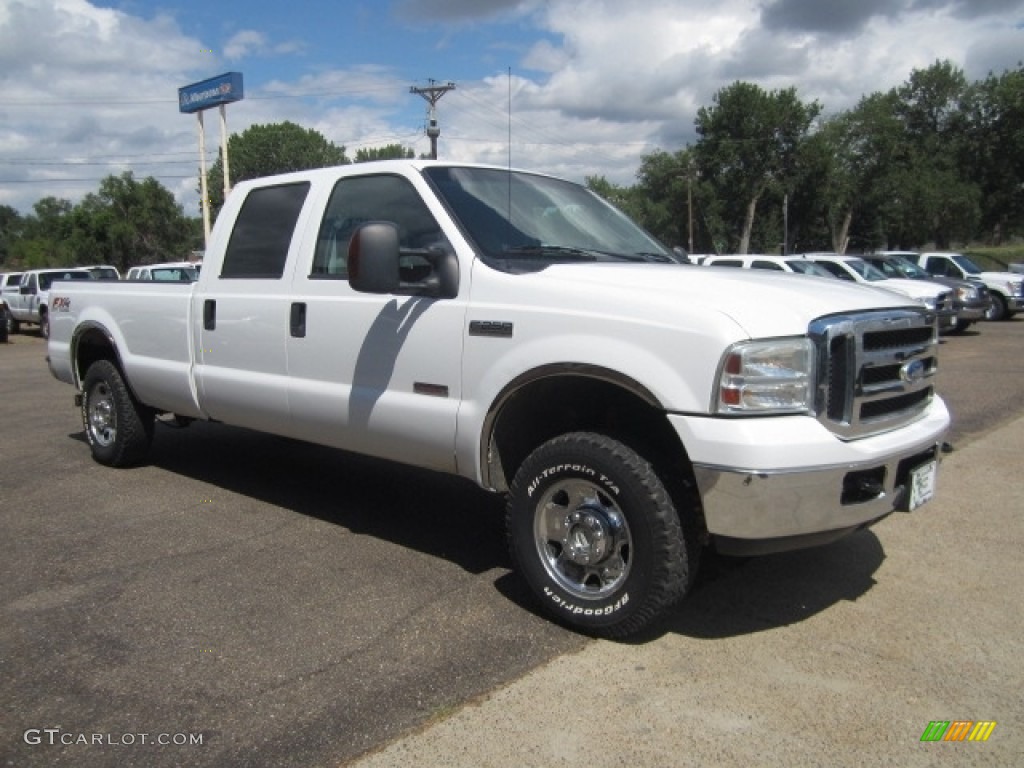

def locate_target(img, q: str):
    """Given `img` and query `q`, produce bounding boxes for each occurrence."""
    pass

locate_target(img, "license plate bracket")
[905,460,937,511]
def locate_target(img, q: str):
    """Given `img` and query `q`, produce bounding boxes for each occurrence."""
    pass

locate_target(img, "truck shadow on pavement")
[142,420,509,576]
[492,528,885,642]
[633,533,885,642]
[79,418,886,642]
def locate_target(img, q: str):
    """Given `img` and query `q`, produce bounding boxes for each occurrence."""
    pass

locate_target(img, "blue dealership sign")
[178,72,244,114]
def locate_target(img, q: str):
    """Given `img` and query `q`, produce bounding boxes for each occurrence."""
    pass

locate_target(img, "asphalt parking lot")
[1,321,1022,767]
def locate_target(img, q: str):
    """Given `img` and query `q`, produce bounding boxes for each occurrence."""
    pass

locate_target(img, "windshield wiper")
[501,245,677,265]
[501,245,601,261]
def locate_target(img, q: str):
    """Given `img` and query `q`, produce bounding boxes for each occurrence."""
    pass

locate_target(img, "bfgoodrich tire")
[506,432,692,638]
[81,360,154,467]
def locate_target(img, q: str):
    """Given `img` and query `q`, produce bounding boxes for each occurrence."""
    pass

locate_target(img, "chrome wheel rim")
[87,382,116,447]
[533,479,632,600]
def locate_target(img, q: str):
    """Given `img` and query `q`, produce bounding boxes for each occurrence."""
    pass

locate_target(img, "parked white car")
[804,254,957,333]
[700,254,835,277]
[125,262,200,282]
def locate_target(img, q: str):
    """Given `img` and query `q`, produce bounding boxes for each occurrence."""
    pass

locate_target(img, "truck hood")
[870,277,946,299]
[529,263,913,338]
[979,271,1024,289]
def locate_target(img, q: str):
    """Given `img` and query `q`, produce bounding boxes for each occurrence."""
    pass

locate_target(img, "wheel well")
[487,374,706,538]
[73,326,122,386]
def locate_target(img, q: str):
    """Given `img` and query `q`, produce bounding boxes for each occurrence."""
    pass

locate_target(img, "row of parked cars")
[1,261,200,339]
[693,251,1024,333]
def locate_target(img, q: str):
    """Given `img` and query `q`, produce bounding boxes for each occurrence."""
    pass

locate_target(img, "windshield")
[952,254,982,275]
[887,256,931,279]
[424,166,675,271]
[786,260,833,277]
[844,259,888,282]
[39,271,91,290]
[151,266,198,282]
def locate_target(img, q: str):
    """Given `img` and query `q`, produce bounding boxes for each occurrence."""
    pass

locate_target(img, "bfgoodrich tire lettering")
[81,360,154,467]
[507,432,691,638]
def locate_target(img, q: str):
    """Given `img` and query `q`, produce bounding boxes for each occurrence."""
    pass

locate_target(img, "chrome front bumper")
[670,399,950,556]
[692,439,943,554]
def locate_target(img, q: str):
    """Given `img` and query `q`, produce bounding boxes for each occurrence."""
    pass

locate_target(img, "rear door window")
[222,182,310,278]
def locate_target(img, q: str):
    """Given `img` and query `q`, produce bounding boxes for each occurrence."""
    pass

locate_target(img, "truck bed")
[48,281,204,419]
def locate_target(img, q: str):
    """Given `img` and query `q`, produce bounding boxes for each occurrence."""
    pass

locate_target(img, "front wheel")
[81,360,154,467]
[506,432,692,638]
[984,294,1008,321]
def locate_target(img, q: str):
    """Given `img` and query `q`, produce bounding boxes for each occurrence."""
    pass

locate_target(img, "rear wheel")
[39,311,49,339]
[81,360,154,467]
[506,432,692,638]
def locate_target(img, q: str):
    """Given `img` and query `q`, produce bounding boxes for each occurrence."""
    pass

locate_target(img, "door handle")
[290,302,306,338]
[203,299,216,331]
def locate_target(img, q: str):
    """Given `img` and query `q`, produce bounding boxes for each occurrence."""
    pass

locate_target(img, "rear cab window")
[221,182,311,279]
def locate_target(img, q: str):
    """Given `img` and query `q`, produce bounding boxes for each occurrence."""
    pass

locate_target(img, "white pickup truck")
[47,161,950,637]
[915,251,1024,321]
[7,267,93,338]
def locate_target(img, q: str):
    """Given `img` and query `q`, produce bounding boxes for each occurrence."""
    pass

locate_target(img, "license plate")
[907,460,937,511]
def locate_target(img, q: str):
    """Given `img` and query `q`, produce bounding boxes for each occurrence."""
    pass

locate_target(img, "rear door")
[193,181,313,434]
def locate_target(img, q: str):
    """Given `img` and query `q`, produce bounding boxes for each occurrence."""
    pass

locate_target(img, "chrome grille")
[810,309,938,440]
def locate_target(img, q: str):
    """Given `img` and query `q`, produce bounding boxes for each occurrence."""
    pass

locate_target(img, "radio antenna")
[507,66,512,170]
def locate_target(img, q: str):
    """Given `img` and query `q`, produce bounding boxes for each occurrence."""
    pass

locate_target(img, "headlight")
[716,338,815,414]
[955,285,977,301]
[918,296,937,310]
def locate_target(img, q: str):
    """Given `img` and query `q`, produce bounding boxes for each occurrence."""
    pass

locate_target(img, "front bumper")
[954,298,989,322]
[1008,296,1024,312]
[936,308,957,332]
[670,397,950,554]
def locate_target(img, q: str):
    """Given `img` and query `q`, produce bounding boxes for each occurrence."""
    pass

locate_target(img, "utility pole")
[410,80,455,159]
[687,166,695,255]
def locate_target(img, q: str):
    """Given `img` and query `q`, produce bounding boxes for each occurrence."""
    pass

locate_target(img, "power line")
[0,175,198,183]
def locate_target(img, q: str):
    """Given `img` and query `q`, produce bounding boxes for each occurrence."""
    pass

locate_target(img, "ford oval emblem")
[900,359,926,383]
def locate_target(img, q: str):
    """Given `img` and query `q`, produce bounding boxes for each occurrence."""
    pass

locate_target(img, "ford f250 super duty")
[47,161,949,637]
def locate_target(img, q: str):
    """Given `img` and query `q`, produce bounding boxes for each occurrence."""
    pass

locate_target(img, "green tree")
[354,144,415,163]
[65,172,197,273]
[7,197,75,268]
[961,64,1024,243]
[694,82,821,254]
[891,60,978,247]
[205,121,349,219]
[0,205,25,266]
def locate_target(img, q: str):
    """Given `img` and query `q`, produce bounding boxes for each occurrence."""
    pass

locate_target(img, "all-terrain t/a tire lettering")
[506,432,692,638]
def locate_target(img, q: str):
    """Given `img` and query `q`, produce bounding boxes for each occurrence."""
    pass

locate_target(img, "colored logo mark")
[920,720,997,742]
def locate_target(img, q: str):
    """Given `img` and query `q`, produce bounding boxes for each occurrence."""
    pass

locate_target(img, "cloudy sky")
[1,0,1022,215]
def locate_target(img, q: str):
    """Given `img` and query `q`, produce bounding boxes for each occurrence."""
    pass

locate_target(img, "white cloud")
[224,30,267,61]
[1,0,1022,215]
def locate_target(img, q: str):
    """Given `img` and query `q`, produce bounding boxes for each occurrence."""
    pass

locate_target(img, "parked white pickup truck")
[47,161,949,636]
[915,251,1024,321]
[7,267,93,337]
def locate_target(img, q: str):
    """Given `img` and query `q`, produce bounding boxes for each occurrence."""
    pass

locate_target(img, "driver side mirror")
[348,222,459,299]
